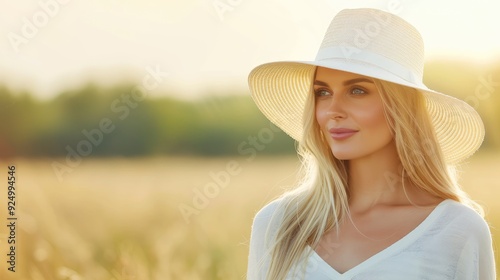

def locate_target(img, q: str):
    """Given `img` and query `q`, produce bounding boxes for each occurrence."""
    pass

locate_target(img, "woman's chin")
[330,150,356,161]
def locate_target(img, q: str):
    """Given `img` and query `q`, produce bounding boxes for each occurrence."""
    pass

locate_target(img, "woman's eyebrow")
[343,78,373,86]
[313,78,373,87]
[313,80,329,87]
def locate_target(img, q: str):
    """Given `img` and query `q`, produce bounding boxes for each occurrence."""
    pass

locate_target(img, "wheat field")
[0,153,498,279]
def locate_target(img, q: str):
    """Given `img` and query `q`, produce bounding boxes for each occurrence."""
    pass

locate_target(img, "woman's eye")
[315,89,331,97]
[351,87,366,95]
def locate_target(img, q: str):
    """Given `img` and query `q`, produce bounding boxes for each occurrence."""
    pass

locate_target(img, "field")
[0,153,499,279]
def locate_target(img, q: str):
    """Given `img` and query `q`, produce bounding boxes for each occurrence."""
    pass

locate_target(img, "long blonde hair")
[262,77,483,279]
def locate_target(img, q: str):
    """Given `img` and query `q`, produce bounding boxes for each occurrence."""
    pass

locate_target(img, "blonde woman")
[247,8,496,280]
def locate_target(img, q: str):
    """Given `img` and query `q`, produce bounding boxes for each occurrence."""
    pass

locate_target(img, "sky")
[1,0,500,100]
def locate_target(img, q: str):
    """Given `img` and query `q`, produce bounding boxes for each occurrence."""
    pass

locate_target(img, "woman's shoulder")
[438,199,491,238]
[438,200,496,278]
[248,196,289,269]
[251,197,287,232]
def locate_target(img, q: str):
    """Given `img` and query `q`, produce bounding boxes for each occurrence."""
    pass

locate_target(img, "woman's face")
[314,67,394,160]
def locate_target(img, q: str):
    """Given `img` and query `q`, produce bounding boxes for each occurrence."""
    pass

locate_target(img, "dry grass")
[0,153,498,279]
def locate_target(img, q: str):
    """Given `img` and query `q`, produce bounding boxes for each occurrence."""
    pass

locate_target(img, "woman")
[247,8,496,280]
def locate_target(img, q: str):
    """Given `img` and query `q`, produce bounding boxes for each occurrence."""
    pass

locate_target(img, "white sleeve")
[247,199,284,280]
[454,214,496,280]
[477,220,496,280]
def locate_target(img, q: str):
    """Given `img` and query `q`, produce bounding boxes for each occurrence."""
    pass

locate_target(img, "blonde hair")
[262,78,483,279]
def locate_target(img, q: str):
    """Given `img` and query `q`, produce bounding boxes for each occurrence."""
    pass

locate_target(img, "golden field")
[0,153,499,279]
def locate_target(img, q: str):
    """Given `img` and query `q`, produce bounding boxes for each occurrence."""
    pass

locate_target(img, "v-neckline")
[306,199,452,278]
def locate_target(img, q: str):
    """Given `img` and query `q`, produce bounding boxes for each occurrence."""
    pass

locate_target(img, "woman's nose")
[325,94,347,119]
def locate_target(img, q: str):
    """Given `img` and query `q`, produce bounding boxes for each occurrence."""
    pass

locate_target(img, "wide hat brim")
[248,60,485,164]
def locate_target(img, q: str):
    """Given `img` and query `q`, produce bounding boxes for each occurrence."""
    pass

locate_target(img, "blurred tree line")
[1,60,499,158]
[0,84,295,157]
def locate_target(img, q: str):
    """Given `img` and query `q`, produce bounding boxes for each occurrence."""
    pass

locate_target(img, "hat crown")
[316,8,425,83]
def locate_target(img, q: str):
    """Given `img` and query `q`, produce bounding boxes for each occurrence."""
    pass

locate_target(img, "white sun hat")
[248,8,484,164]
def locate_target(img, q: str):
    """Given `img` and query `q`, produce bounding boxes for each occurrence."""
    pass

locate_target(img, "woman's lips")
[328,128,358,140]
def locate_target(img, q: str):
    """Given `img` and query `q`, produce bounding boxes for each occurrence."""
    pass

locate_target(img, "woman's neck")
[346,141,408,213]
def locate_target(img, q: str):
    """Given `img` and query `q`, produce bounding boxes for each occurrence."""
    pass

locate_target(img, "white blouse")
[247,198,496,280]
